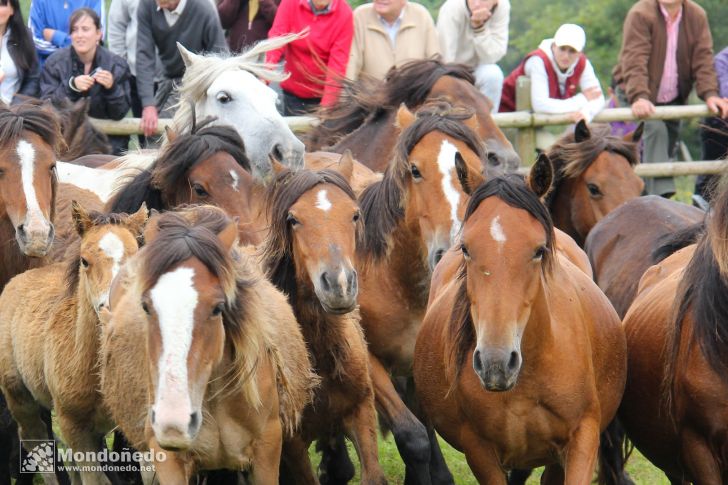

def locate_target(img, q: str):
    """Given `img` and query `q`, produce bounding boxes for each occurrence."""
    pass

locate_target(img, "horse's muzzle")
[15,219,54,257]
[316,267,358,314]
[473,347,522,392]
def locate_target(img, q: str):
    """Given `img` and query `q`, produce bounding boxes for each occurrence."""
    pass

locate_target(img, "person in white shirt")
[500,24,605,122]
[437,0,509,111]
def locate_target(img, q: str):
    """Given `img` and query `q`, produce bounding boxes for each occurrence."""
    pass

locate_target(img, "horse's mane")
[307,59,476,149]
[544,124,640,209]
[665,176,728,415]
[359,103,485,261]
[172,34,301,137]
[0,102,62,152]
[64,210,142,297]
[262,168,360,306]
[449,175,555,379]
[108,121,250,213]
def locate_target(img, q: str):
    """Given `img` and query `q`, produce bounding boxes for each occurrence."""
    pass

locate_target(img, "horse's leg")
[680,428,721,485]
[459,428,506,485]
[598,418,635,485]
[540,464,564,485]
[562,417,600,485]
[368,353,431,484]
[343,393,386,485]
[317,434,355,485]
[507,469,532,485]
[281,436,317,485]
[55,410,110,485]
[250,416,282,485]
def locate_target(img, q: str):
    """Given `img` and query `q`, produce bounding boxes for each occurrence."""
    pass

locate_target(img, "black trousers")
[283,90,321,116]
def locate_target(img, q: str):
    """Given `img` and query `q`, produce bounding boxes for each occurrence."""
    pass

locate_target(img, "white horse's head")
[174,37,305,180]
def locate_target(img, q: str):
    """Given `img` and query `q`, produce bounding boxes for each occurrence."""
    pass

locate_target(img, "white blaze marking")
[151,267,198,410]
[315,189,332,212]
[490,216,507,252]
[436,140,462,243]
[229,169,239,192]
[99,232,125,280]
[17,140,42,216]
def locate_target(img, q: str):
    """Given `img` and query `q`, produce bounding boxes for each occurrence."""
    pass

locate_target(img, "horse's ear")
[218,218,239,252]
[71,200,93,237]
[527,153,554,199]
[177,42,201,68]
[454,152,472,195]
[164,125,178,143]
[337,150,354,184]
[574,119,590,142]
[395,104,416,130]
[98,307,112,326]
[127,202,149,240]
[270,155,287,176]
[143,210,163,244]
[627,122,645,143]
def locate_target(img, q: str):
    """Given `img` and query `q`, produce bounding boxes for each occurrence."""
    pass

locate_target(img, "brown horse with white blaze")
[414,158,627,484]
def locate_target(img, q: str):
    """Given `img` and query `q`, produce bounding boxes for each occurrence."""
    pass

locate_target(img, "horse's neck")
[0,217,42,291]
[386,220,432,308]
[550,180,582,246]
[73,282,102,371]
[333,113,398,171]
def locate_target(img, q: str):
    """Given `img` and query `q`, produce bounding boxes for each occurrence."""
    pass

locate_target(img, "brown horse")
[545,121,644,246]
[614,177,728,483]
[0,203,147,485]
[107,122,266,245]
[584,196,704,318]
[306,59,519,173]
[50,98,112,161]
[100,206,316,483]
[413,159,627,484]
[262,168,385,484]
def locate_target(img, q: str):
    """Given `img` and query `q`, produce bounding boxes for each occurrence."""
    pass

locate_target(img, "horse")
[99,206,316,483]
[262,168,385,484]
[611,176,728,484]
[50,98,112,161]
[306,59,520,173]
[584,196,704,319]
[107,122,266,245]
[413,158,627,484]
[545,120,644,246]
[0,203,147,485]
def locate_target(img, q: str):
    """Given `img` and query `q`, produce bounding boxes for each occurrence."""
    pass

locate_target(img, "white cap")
[553,24,586,52]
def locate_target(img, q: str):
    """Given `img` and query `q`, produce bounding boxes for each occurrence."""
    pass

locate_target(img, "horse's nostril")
[508,351,519,371]
[473,350,483,373]
[320,272,331,292]
[189,411,201,435]
[150,409,156,424]
[272,144,284,163]
[488,153,501,166]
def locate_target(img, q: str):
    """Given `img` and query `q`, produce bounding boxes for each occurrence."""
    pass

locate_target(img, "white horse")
[57,34,305,199]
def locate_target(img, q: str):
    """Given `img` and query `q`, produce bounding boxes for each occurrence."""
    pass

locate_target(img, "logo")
[20,440,55,474]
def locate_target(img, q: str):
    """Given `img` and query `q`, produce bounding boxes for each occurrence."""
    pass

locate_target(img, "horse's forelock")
[0,104,62,154]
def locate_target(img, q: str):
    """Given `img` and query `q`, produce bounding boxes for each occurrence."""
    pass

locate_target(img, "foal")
[0,203,147,485]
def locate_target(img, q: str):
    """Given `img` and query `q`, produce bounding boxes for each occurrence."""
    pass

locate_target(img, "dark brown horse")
[306,59,519,173]
[414,161,626,484]
[614,178,728,483]
[545,121,644,246]
[50,98,112,161]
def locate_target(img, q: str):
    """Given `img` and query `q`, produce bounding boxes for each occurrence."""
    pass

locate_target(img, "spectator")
[265,0,353,115]
[217,0,280,53]
[0,0,40,104]
[437,0,509,111]
[606,86,639,138]
[29,0,104,65]
[346,0,439,81]
[500,24,605,123]
[136,0,227,138]
[693,46,728,208]
[40,8,131,155]
[613,0,728,198]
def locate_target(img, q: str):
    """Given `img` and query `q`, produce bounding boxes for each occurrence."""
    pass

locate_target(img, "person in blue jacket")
[29,0,104,65]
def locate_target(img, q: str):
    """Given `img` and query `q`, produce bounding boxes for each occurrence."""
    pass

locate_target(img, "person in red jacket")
[265,0,353,115]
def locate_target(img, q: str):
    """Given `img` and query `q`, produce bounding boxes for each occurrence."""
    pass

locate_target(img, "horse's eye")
[216,91,232,104]
[410,164,422,179]
[586,183,602,197]
[352,211,360,223]
[286,213,300,227]
[533,246,547,261]
[460,244,470,260]
[0,168,5,177]
[212,304,224,317]
[80,257,89,268]
[192,183,209,197]
[141,301,150,315]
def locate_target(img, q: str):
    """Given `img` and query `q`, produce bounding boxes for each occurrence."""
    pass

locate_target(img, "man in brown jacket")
[613,0,728,197]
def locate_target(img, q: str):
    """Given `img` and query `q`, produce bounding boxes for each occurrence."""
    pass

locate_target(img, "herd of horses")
[0,36,721,485]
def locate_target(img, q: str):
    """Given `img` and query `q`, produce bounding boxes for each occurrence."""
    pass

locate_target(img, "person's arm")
[578,60,606,121]
[107,0,130,58]
[217,0,241,29]
[15,52,41,101]
[265,0,292,65]
[135,0,156,108]
[424,9,441,59]
[691,12,718,101]
[39,55,81,103]
[436,1,462,63]
[525,56,587,114]
[203,6,229,53]
[321,10,354,106]
[345,11,363,80]
[471,0,509,64]
[619,9,653,103]
[29,0,55,55]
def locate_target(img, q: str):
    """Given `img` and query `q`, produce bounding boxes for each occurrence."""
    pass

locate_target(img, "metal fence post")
[515,76,536,164]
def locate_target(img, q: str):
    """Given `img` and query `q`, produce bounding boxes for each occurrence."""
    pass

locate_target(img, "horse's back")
[585,195,704,318]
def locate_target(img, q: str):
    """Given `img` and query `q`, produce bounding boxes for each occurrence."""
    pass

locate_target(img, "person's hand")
[43,28,54,42]
[569,111,586,123]
[92,69,114,90]
[706,95,728,119]
[73,75,95,92]
[141,106,158,137]
[583,86,602,101]
[469,0,497,29]
[631,98,655,118]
